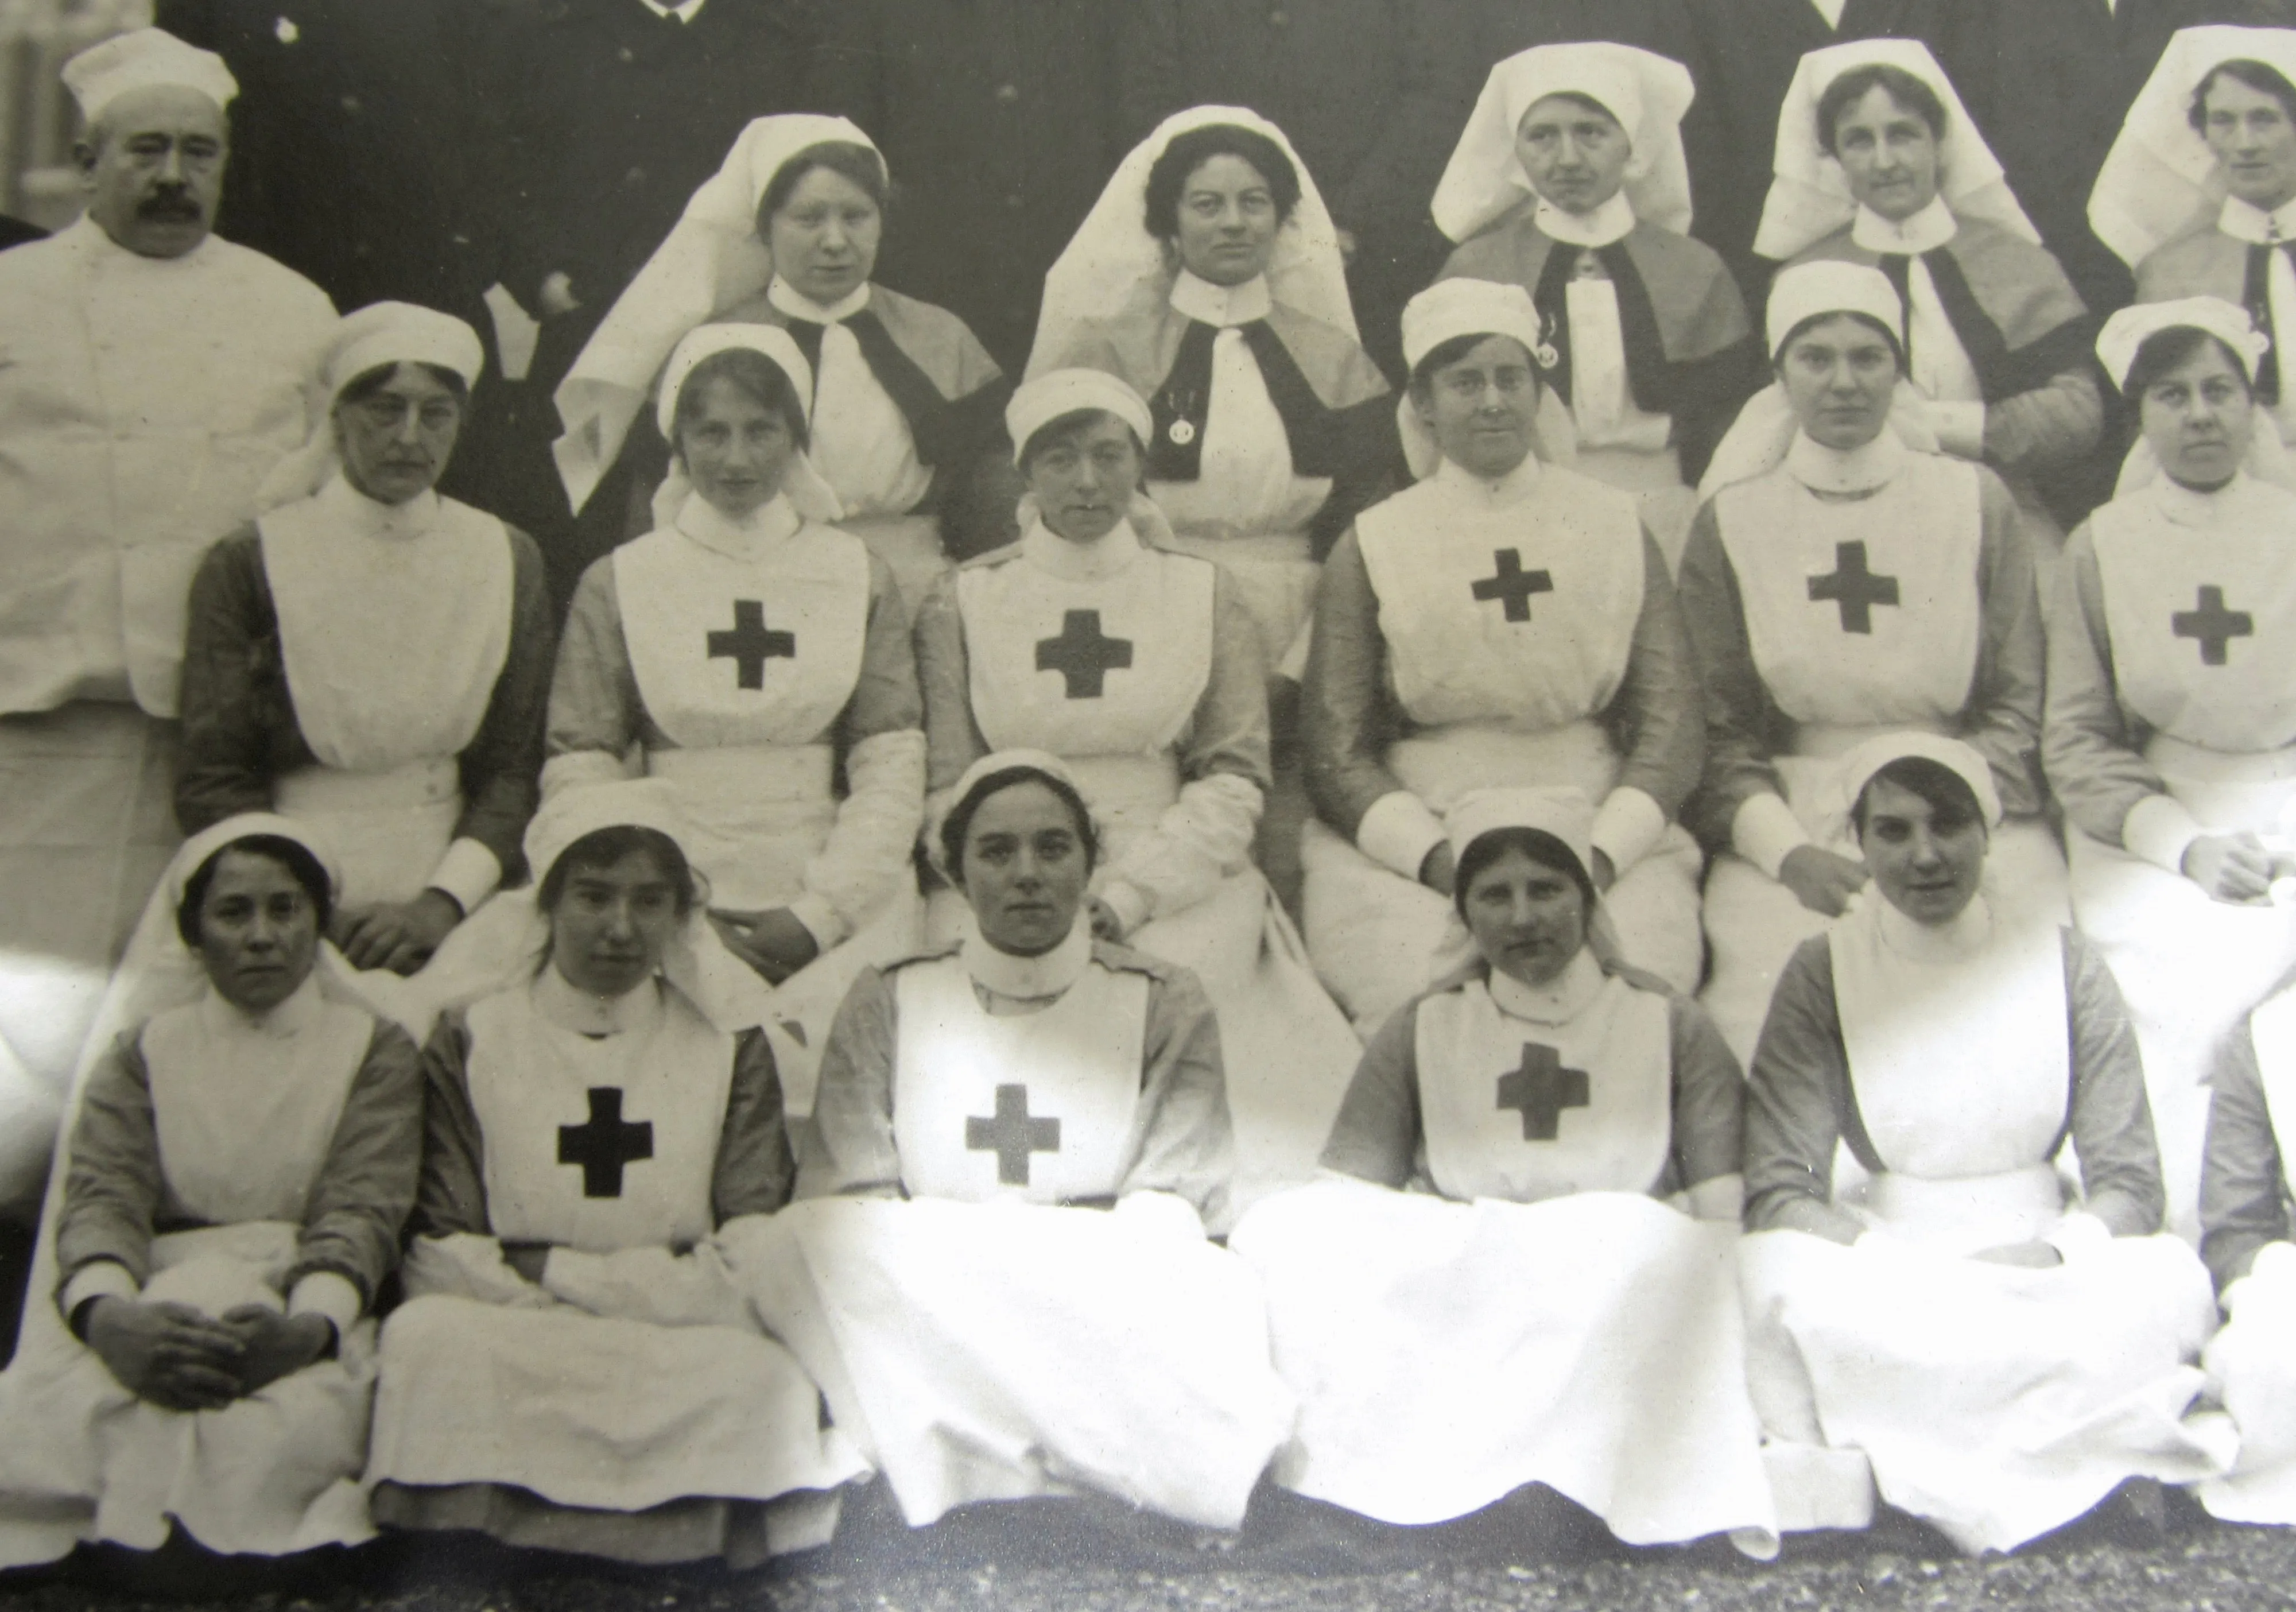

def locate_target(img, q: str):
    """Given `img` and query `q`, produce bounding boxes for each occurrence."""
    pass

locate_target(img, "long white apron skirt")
[0,1222,376,1566]
[2198,1248,2296,1523]
[1302,722,1705,1034]
[1231,1178,1774,1550]
[2067,742,2296,1242]
[726,1195,1295,1530]
[1739,1168,2228,1553]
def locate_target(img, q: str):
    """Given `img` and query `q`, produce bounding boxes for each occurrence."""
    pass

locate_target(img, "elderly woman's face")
[1778,314,1899,451]
[1856,776,1986,927]
[548,848,681,999]
[2140,338,2255,490]
[1416,335,1539,480]
[1515,95,1632,216]
[335,363,463,506]
[678,374,796,520]
[196,848,319,1014]
[1170,154,1281,287]
[2204,73,2296,212]
[1025,412,1142,544]
[1830,85,1941,223]
[1461,844,1587,989]
[766,165,882,306]
[960,781,1088,958]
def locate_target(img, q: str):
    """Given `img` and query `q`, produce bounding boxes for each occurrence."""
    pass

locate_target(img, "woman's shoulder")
[1785,224,1864,268]
[1624,216,1734,278]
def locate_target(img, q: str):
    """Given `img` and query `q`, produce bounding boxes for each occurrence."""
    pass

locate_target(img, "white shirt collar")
[766,274,871,325]
[674,489,801,561]
[2150,467,2258,528]
[1487,948,1607,1026]
[1878,893,1994,964]
[2221,194,2296,246]
[1169,269,1273,328]
[316,470,443,541]
[1534,192,1636,250]
[1851,196,1958,255]
[1785,427,1906,494]
[68,210,216,270]
[962,921,1094,1001]
[1433,445,1544,508]
[535,964,664,1037]
[634,0,706,21]
[1021,514,1143,582]
[198,972,324,1041]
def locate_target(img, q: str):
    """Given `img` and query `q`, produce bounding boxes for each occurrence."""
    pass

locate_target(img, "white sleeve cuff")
[786,893,849,952]
[1097,878,1154,937]
[541,750,631,797]
[286,1269,366,1332]
[60,1260,139,1319]
[1357,790,1449,883]
[2043,1210,2115,1264]
[1732,792,1813,882]
[1590,786,1667,878]
[426,838,502,917]
[2123,792,2204,876]
[1932,400,1986,459]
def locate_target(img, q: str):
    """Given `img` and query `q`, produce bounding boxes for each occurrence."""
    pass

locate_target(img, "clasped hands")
[2184,832,2296,906]
[332,889,463,975]
[82,1295,335,1412]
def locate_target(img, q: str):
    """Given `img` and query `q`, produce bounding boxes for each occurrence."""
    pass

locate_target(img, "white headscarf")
[553,114,882,515]
[650,323,844,528]
[1431,41,1697,244]
[1394,278,1579,479]
[929,748,1102,887]
[63,26,236,121]
[1028,104,1356,379]
[1837,731,2003,831]
[1755,38,2040,263]
[2090,26,2296,270]
[2097,296,2296,493]
[254,301,487,513]
[1446,786,1599,889]
[1004,368,1156,462]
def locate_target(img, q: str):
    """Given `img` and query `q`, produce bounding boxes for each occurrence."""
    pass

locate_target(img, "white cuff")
[2230,1239,2296,1317]
[1590,786,1667,878]
[286,1269,366,1332]
[2122,792,2205,876]
[1097,878,1154,936]
[60,1260,139,1320]
[1358,790,1449,882]
[426,838,502,917]
[786,893,848,953]
[1932,400,1986,459]
[1733,792,1813,882]
[541,750,634,797]
[2042,1210,2115,1264]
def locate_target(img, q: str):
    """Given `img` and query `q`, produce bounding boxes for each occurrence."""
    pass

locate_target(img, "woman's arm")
[795,965,907,1199]
[2062,931,2166,1238]
[1121,963,1238,1229]
[1669,996,1747,1223]
[55,1034,165,1315]
[1743,940,1865,1244]
[1961,470,2047,819]
[2202,1020,2292,1295]
[1317,1001,1423,1191]
[541,556,643,794]
[1983,365,2104,480]
[913,569,992,804]
[443,526,557,902]
[1596,529,1704,882]
[2042,526,2179,857]
[174,529,290,834]
[1676,502,1804,873]
[284,1020,425,1331]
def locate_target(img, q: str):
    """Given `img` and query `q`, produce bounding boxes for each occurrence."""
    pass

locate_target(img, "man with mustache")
[0,28,334,1242]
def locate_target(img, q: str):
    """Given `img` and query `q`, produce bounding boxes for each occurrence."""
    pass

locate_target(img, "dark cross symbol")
[1469,548,1556,623]
[2172,585,2255,667]
[706,599,796,689]
[1495,1043,1591,1142]
[558,1087,654,1198]
[965,1083,1062,1185]
[1035,609,1134,699]
[1806,541,1901,635]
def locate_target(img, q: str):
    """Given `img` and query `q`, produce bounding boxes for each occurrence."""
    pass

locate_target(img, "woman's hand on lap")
[332,891,461,975]
[1779,846,1868,917]
[220,1305,335,1394]
[1971,1240,2064,1269]
[2184,832,2279,904]
[709,908,819,984]
[1086,895,1127,943]
[84,1296,245,1410]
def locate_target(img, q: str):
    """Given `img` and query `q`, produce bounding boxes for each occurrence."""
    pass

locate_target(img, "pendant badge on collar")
[1168,418,1197,447]
[1533,311,1562,373]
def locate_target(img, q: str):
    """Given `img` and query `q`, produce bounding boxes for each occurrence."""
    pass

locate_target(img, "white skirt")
[2198,1246,2296,1523]
[1230,1179,1773,1550]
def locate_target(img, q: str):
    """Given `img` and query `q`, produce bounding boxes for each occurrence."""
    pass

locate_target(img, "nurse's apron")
[1554,274,1698,572]
[1301,464,1705,1032]
[1698,454,2068,1062]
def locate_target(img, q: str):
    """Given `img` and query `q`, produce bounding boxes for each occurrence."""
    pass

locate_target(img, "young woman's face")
[548,848,682,998]
[677,375,796,521]
[1169,153,1281,287]
[1856,776,1987,927]
[1777,314,1900,451]
[1025,412,1143,544]
[959,781,1089,958]
[1830,84,1942,224]
[1514,94,1632,216]
[1415,335,1539,480]
[2139,339,2254,491]
[335,363,463,507]
[1461,844,1588,989]
[765,164,882,306]
[196,849,320,1014]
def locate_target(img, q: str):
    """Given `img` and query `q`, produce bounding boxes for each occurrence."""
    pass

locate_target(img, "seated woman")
[554,115,1013,611]
[738,752,1292,1534]
[1432,41,1760,568]
[1758,40,2100,546]
[364,781,866,1565]
[544,323,926,1119]
[1232,788,1770,1553]
[2045,297,2296,1242]
[176,301,553,994]
[913,369,1358,1207]
[1680,259,2061,1063]
[1739,733,2224,1555]
[1301,277,1705,1035]
[0,815,420,1571]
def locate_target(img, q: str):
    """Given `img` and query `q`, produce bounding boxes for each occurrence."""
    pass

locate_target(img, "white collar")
[766,275,871,325]
[1487,948,1606,1026]
[197,972,324,1041]
[1021,515,1143,582]
[1433,446,1543,508]
[68,211,215,270]
[316,470,443,542]
[962,922,1093,1001]
[1534,192,1636,250]
[535,964,664,1037]
[2220,194,2296,246]
[2149,468,2259,528]
[674,489,801,561]
[634,0,706,21]
[1852,196,1958,255]
[1169,269,1273,328]
[1785,428,1906,494]
[1877,893,1994,964]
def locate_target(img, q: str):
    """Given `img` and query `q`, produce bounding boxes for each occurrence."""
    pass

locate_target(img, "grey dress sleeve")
[284,1019,425,1309]
[1317,998,1424,1190]
[2202,1017,2291,1295]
